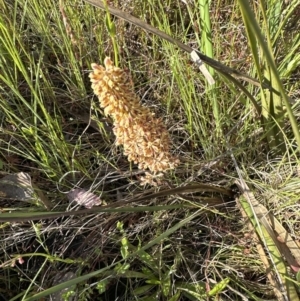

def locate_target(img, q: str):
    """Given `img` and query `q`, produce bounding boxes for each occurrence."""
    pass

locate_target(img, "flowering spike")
[89,58,179,174]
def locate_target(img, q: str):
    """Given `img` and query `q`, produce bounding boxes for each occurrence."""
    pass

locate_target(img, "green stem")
[103,0,119,66]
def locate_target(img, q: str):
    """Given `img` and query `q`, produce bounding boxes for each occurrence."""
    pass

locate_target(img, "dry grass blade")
[266,213,300,271]
[190,50,215,85]
[236,180,299,301]
[237,194,284,301]
[238,185,300,271]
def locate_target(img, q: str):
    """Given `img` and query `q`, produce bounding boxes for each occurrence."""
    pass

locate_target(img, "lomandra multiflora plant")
[89,58,179,184]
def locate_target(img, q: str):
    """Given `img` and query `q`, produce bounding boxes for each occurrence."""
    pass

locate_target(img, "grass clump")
[0,0,300,300]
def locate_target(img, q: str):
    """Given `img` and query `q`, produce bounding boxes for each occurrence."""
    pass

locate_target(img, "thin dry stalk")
[59,0,80,58]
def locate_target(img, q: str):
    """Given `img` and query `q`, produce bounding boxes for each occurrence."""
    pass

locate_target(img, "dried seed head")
[89,57,179,174]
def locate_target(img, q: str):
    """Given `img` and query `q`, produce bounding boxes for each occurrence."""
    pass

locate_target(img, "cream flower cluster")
[89,58,179,174]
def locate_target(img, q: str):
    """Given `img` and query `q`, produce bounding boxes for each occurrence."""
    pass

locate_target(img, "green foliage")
[103,0,119,66]
[238,0,300,152]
